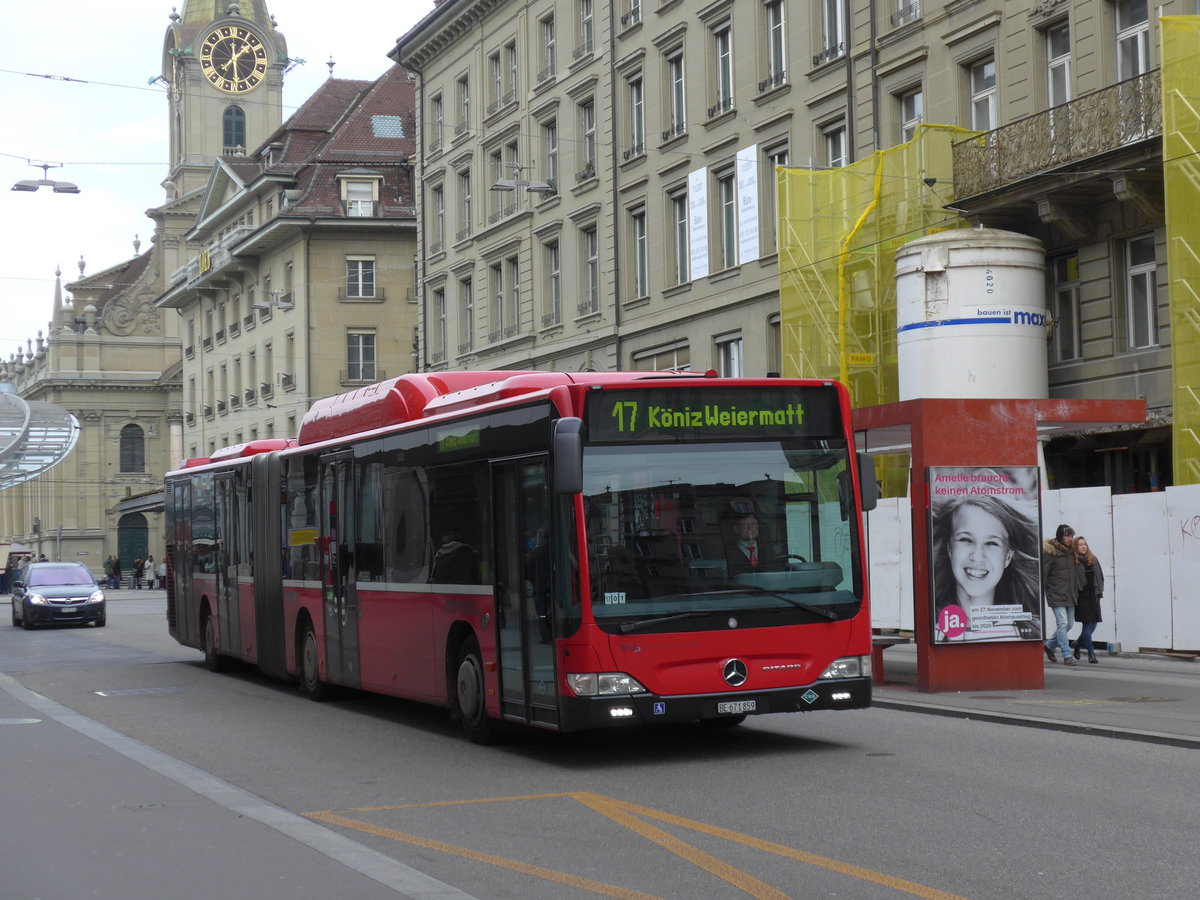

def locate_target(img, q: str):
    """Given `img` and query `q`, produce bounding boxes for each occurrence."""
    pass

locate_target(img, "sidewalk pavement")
[873,643,1200,749]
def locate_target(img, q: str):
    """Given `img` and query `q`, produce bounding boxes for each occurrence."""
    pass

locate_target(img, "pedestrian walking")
[143,554,156,589]
[158,558,168,589]
[132,556,144,589]
[1069,536,1105,663]
[1042,523,1080,666]
[113,556,122,590]
[104,555,116,589]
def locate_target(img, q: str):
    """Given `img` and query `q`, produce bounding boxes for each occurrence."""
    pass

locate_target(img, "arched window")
[120,425,145,473]
[223,106,246,151]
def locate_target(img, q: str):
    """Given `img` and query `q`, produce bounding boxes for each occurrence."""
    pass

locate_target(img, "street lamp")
[11,162,81,194]
[490,162,553,195]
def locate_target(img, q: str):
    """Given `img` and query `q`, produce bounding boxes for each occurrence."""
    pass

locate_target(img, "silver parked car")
[10,562,106,629]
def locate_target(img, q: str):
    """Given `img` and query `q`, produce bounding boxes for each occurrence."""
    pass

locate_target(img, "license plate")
[60,607,76,613]
[717,700,756,714]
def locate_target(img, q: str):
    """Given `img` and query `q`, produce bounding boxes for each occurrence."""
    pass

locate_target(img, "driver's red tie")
[748,544,757,566]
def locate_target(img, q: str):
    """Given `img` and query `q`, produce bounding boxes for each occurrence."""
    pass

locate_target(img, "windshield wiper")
[707,585,839,621]
[617,610,712,634]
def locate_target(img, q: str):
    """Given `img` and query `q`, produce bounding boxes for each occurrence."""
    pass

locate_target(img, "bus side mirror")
[857,452,879,512]
[553,417,584,494]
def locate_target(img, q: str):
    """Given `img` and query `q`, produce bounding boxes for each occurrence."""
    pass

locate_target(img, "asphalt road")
[3,592,1199,900]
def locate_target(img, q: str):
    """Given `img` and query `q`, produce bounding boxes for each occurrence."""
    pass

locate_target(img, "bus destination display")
[586,386,839,443]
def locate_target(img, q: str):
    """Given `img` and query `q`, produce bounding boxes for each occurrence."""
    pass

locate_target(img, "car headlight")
[88,590,105,604]
[566,672,647,696]
[27,593,49,605]
[818,656,869,680]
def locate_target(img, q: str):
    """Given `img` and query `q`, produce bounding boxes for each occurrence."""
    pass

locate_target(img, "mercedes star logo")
[723,658,748,686]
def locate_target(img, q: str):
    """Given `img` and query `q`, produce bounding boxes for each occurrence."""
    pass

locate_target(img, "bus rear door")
[493,457,558,728]
[214,472,241,658]
[319,451,360,687]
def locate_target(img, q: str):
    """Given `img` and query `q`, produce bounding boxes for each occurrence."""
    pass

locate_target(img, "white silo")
[895,228,1048,400]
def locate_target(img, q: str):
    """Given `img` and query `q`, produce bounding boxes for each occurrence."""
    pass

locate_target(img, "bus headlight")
[566,672,647,696]
[818,656,869,680]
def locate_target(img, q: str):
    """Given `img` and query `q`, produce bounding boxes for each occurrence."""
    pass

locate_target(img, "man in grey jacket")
[1042,523,1080,666]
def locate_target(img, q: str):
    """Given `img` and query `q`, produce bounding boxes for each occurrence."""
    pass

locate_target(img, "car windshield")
[28,566,94,587]
[582,440,864,631]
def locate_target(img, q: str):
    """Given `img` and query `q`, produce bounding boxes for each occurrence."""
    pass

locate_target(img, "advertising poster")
[929,466,1042,643]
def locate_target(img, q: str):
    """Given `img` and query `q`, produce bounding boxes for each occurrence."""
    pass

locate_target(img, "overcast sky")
[0,1,435,361]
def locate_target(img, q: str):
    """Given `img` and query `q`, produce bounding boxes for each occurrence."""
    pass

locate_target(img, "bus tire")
[454,635,498,744]
[299,621,330,702]
[202,610,226,672]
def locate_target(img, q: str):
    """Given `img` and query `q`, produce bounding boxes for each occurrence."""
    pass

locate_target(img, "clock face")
[199,25,268,94]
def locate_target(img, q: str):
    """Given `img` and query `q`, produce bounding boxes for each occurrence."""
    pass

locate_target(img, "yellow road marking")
[304,809,664,900]
[306,792,970,900]
[599,794,969,900]
[574,792,790,900]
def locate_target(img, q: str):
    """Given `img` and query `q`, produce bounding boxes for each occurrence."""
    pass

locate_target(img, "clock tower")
[162,1,287,201]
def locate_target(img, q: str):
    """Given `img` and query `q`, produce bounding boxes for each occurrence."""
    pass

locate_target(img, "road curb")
[872,697,1200,751]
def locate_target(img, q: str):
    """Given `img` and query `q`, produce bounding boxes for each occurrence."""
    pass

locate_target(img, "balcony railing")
[952,70,1161,199]
[759,71,787,93]
[813,42,845,67]
[892,2,921,26]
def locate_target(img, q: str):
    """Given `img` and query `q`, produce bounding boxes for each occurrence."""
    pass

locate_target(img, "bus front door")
[319,452,360,687]
[493,457,558,728]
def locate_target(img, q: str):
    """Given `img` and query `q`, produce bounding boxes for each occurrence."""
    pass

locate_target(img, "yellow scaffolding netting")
[1163,17,1200,486]
[777,124,974,406]
[777,125,974,495]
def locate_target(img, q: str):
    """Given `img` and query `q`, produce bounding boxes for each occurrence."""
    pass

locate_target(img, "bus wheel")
[202,612,225,672]
[454,636,498,744]
[299,622,330,702]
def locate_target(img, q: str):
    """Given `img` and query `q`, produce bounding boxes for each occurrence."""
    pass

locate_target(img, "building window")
[632,342,690,372]
[544,241,561,326]
[631,207,648,298]
[487,147,504,217]
[579,100,596,177]
[540,15,556,81]
[764,144,789,251]
[489,262,505,341]
[119,424,146,473]
[223,106,245,151]
[581,226,599,314]
[768,313,782,375]
[458,168,472,237]
[505,256,520,336]
[628,75,645,158]
[667,49,686,138]
[824,124,847,168]
[969,58,997,131]
[764,0,786,89]
[578,0,594,56]
[819,0,846,63]
[346,256,376,298]
[489,50,502,107]
[456,75,470,135]
[716,336,744,377]
[347,331,376,382]
[543,119,558,189]
[430,288,447,360]
[1050,255,1081,363]
[899,88,923,142]
[430,94,444,149]
[430,184,445,250]
[624,0,642,27]
[505,40,518,101]
[1124,233,1158,348]
[670,189,689,284]
[344,180,375,217]
[712,23,733,114]
[1046,22,1071,107]
[1116,0,1150,80]
[459,278,474,352]
[718,171,737,269]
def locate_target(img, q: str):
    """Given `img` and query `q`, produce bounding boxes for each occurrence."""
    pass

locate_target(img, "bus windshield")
[582,440,863,632]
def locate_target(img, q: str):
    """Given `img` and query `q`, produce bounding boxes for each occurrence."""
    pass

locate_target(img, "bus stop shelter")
[854,396,1146,693]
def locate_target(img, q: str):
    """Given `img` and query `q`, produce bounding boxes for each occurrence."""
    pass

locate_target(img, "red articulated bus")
[164,370,878,741]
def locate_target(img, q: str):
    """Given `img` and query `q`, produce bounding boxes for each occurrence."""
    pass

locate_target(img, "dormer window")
[338,171,382,217]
